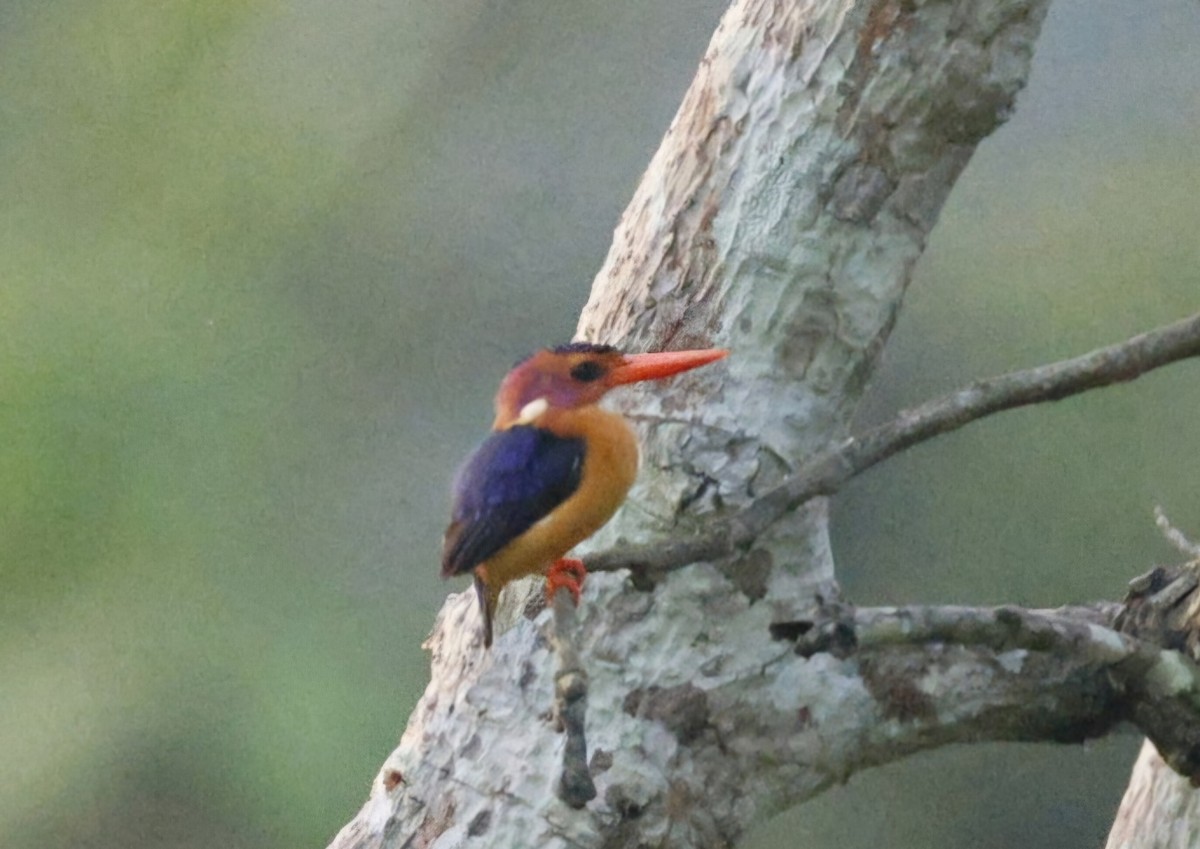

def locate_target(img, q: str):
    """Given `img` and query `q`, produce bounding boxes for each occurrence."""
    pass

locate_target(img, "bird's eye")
[570,360,605,382]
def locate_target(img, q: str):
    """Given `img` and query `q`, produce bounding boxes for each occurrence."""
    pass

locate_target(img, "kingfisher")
[441,342,728,647]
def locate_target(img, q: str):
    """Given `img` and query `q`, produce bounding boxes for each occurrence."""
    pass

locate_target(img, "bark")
[323,1,1196,847]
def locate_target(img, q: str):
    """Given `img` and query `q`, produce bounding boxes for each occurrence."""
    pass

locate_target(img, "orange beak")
[608,348,728,386]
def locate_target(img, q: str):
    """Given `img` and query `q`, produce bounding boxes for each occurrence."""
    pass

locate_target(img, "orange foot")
[546,557,587,605]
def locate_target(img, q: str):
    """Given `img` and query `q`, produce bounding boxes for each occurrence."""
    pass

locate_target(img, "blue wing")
[441,425,585,578]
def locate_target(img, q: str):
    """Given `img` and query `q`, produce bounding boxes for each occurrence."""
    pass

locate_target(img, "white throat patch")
[517,397,549,424]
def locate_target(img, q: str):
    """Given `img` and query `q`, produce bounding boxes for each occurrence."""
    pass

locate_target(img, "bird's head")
[493,342,727,429]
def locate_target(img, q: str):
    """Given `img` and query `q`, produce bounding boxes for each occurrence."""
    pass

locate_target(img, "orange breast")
[480,405,638,594]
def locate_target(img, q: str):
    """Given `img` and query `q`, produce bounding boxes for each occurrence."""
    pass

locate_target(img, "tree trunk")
[324,1,1197,847]
[1107,741,1200,849]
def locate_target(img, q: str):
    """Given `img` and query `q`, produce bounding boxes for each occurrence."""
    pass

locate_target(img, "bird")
[441,342,728,647]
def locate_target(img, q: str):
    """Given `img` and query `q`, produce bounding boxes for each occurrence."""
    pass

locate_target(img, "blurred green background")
[2,0,1197,847]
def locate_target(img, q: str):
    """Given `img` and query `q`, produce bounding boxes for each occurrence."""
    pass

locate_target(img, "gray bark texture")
[1108,741,1200,849]
[326,1,1200,847]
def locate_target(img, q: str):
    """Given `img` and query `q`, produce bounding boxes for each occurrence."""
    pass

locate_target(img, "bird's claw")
[546,557,587,605]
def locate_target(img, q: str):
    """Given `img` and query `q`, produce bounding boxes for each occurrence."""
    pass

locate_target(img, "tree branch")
[588,311,1200,582]
[770,582,1200,783]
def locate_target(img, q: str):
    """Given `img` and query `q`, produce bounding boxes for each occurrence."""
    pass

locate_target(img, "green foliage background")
[1,1,1197,847]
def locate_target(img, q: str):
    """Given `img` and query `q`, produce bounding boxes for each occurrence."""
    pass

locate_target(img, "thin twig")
[550,588,596,809]
[1154,505,1200,559]
[589,311,1200,580]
